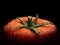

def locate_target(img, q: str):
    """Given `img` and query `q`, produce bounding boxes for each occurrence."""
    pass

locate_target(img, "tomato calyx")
[16,14,51,34]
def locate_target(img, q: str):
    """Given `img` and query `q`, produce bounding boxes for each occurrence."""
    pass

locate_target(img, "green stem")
[28,16,32,27]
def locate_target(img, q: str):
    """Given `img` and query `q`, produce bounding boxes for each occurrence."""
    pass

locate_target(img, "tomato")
[3,16,57,44]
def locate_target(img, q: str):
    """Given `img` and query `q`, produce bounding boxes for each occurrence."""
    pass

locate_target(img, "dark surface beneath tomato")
[0,8,60,45]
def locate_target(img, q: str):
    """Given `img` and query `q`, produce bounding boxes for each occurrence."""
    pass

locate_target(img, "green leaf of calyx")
[16,25,28,30]
[36,22,51,27]
[17,17,27,25]
[30,27,38,34]
[33,14,38,25]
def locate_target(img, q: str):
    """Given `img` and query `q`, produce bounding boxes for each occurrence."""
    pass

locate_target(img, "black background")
[0,7,60,45]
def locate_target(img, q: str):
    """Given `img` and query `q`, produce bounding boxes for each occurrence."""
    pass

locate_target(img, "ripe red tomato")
[3,16,57,44]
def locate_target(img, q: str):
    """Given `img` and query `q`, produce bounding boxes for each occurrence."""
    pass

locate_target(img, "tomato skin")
[3,17,57,43]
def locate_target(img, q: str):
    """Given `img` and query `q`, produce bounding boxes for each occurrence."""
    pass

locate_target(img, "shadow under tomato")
[0,30,59,45]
